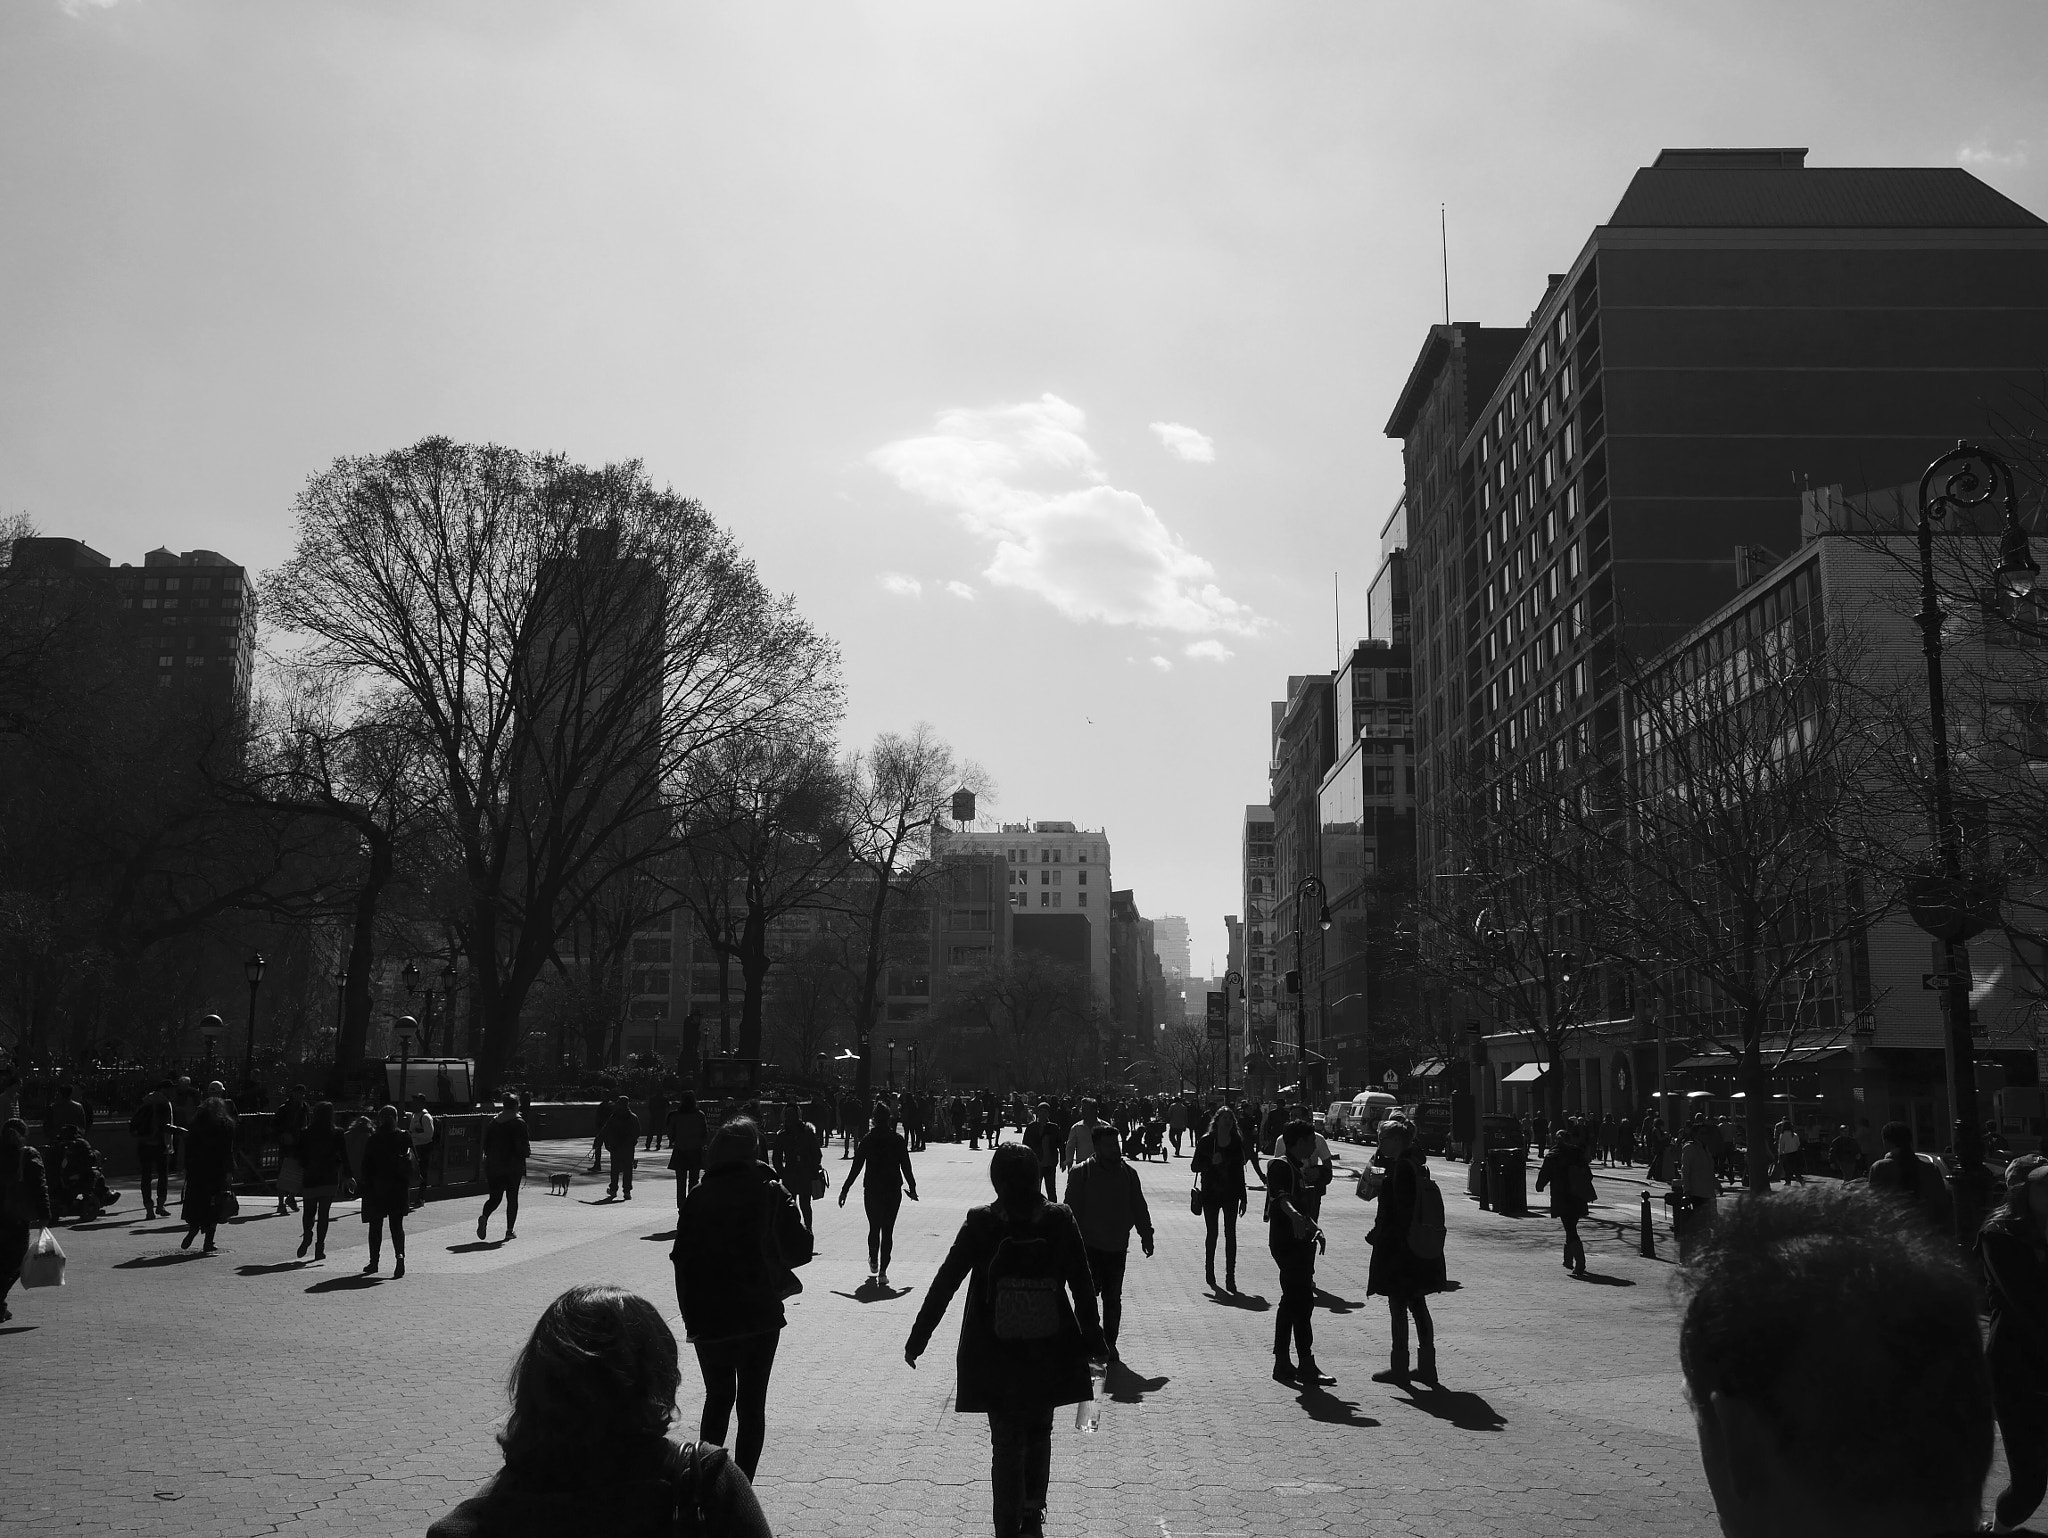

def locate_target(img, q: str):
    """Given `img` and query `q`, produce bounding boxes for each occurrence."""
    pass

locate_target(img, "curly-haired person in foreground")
[1678,1184,2000,1538]
[427,1284,772,1538]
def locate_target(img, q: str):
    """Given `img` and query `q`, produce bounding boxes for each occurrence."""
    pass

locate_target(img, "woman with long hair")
[295,1101,344,1261]
[179,1095,237,1254]
[428,1285,771,1537]
[672,1118,811,1480]
[1367,1118,1450,1385]
[840,1105,918,1287]
[359,1104,413,1278]
[0,1118,53,1323]
[905,1143,1106,1538]
[1979,1154,2048,1530]
[1189,1104,1256,1293]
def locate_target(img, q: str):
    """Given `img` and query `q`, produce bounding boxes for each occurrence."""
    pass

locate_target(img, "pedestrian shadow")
[236,1260,313,1276]
[132,1224,187,1235]
[446,1241,503,1254]
[306,1274,382,1293]
[1573,1271,1635,1287]
[0,1324,37,1335]
[115,1251,207,1268]
[1395,1383,1506,1431]
[640,1230,679,1242]
[225,1212,284,1225]
[581,1197,620,1206]
[1106,1360,1169,1403]
[1314,1290,1366,1314]
[831,1280,916,1303]
[66,1218,137,1231]
[1207,1289,1270,1312]
[1293,1384,1378,1428]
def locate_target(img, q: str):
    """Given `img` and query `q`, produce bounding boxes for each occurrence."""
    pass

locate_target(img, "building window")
[158,655,173,667]
[1040,892,1049,907]
[1052,892,1062,908]
[1040,870,1049,885]
[1041,850,1050,863]
[1078,893,1088,907]
[1077,871,1087,885]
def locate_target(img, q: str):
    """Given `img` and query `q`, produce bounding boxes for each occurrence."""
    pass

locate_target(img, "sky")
[4,0,2047,971]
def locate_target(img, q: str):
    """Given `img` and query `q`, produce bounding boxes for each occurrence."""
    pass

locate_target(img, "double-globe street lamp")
[240,953,265,1088]
[1907,441,2037,1241]
[1284,876,1333,1098]
[1220,969,1246,1098]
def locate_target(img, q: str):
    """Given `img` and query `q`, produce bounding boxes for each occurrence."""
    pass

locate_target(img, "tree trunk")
[738,902,769,1064]
[851,872,891,1101]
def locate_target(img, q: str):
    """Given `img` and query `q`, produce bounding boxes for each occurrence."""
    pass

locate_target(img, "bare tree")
[265,438,839,1092]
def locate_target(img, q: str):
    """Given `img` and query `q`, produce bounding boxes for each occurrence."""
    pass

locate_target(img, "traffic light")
[1285,969,1302,995]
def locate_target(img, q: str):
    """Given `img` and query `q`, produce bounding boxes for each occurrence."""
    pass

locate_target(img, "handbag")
[1355,1164,1385,1201]
[1188,1181,1203,1216]
[215,1189,240,1222]
[21,1227,66,1288]
[810,1169,827,1201]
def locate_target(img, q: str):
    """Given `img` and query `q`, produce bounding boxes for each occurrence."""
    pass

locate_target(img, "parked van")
[1341,1091,1398,1143]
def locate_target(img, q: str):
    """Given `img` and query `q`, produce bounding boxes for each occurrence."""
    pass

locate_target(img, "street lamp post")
[907,1042,918,1094]
[1909,441,2035,1241]
[241,953,265,1088]
[1221,969,1245,1099]
[199,1014,224,1078]
[331,966,348,1050]
[394,1015,418,1105]
[887,1039,896,1094]
[1288,875,1333,1092]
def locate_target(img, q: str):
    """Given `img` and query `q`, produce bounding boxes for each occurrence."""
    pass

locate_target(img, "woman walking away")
[428,1284,771,1538]
[0,1119,53,1323]
[295,1102,345,1261]
[667,1092,710,1207]
[179,1094,237,1255]
[672,1119,812,1481]
[905,1144,1107,1538]
[359,1105,414,1278]
[841,1106,918,1287]
[1367,1118,1449,1385]
[478,1094,531,1242]
[1190,1105,1255,1293]
[1979,1154,2048,1531]
[1536,1124,1594,1277]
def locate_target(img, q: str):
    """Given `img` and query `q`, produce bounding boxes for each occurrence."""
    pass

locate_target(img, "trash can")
[1486,1147,1528,1217]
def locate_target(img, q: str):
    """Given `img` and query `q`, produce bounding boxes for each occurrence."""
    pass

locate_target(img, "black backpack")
[665,1439,730,1536]
[984,1215,1064,1342]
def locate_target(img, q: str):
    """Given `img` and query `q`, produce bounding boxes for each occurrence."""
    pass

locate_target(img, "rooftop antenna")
[1334,572,1341,667]
[1441,203,1451,325]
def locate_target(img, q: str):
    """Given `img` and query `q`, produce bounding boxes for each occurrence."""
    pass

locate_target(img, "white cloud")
[1149,655,1174,672]
[943,580,976,600]
[1184,639,1235,663]
[878,572,922,598]
[58,0,127,13]
[1958,138,2029,169]
[1149,421,1215,464]
[869,395,1260,636]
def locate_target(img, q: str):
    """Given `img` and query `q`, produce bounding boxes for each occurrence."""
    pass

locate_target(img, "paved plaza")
[5,1140,1730,1537]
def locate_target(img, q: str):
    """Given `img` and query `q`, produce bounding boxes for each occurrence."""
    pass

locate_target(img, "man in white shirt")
[406,1094,436,1210]
[1270,1105,1335,1218]
[1063,1099,1103,1171]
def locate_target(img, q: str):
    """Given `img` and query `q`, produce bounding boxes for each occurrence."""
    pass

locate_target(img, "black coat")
[180,1116,236,1220]
[359,1127,414,1213]
[1189,1132,1253,1210]
[906,1198,1105,1416]
[671,1160,810,1344]
[427,1437,769,1538]
[0,1143,52,1228]
[298,1124,345,1191]
[1367,1153,1448,1298]
[1535,1143,1592,1220]
[1980,1217,2048,1387]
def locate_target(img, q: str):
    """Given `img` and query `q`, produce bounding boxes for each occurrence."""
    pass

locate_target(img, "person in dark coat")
[601,1097,641,1200]
[178,1095,237,1254]
[295,1101,346,1261]
[1267,1121,1332,1387]
[771,1109,823,1234]
[1535,1124,1594,1277]
[0,1118,54,1323]
[1980,1154,2048,1530]
[359,1104,414,1278]
[904,1144,1107,1538]
[1367,1118,1448,1385]
[840,1106,918,1286]
[671,1118,811,1481]
[428,1284,771,1538]
[478,1094,531,1242]
[666,1092,711,1205]
[1190,1104,1258,1293]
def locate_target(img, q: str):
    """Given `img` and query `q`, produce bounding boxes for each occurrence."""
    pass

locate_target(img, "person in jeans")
[1535,1123,1593,1277]
[1190,1105,1256,1293]
[1367,1118,1447,1384]
[295,1101,345,1261]
[129,1079,176,1220]
[1063,1125,1154,1358]
[479,1094,531,1241]
[427,1285,772,1538]
[602,1097,641,1200]
[405,1094,436,1210]
[905,1144,1106,1538]
[840,1106,918,1287]
[671,1118,810,1482]
[360,1104,413,1278]
[1978,1155,2048,1530]
[1267,1121,1332,1386]
[771,1108,822,1234]
[665,1092,710,1204]
[1021,1104,1062,1202]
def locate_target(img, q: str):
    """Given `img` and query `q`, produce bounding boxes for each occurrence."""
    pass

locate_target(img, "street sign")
[1205,991,1228,1042]
[1923,973,1956,990]
[1382,1069,1398,1087]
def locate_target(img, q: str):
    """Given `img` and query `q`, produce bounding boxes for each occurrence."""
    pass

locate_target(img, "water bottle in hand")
[1075,1359,1107,1432]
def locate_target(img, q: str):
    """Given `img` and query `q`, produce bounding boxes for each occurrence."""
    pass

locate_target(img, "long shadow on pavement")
[1393,1383,1506,1431]
[0,1324,37,1335]
[68,1217,140,1231]
[1314,1290,1366,1314]
[1574,1270,1636,1286]
[236,1260,314,1276]
[446,1241,504,1254]
[1107,1360,1169,1403]
[830,1281,917,1304]
[115,1252,209,1269]
[307,1274,382,1294]
[1292,1384,1378,1427]
[1207,1289,1270,1312]
[639,1231,679,1242]
[131,1225,188,1235]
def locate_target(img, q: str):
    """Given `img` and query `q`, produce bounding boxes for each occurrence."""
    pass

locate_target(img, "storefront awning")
[1409,1059,1447,1078]
[1500,1062,1551,1084]
[1673,1046,1850,1071]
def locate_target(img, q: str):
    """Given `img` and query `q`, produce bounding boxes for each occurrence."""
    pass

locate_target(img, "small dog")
[546,1171,573,1197]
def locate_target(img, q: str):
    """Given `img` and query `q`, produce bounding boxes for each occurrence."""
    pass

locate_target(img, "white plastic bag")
[21,1226,66,1289]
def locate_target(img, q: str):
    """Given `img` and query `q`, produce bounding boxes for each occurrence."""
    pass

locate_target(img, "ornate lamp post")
[1908,441,2035,1241]
[241,953,265,1087]
[331,966,348,1051]
[393,1015,418,1104]
[199,1013,224,1078]
[1221,969,1246,1099]
[1287,875,1333,1082]
[887,1039,897,1094]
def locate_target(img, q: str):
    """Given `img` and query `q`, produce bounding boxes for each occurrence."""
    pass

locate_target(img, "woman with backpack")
[428,1284,772,1537]
[1190,1104,1257,1293]
[840,1105,918,1287]
[671,1119,812,1482]
[1535,1122,1594,1277]
[904,1143,1107,1538]
[1367,1117,1448,1385]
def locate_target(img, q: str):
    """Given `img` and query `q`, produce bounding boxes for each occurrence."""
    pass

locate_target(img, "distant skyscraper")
[1154,914,1192,980]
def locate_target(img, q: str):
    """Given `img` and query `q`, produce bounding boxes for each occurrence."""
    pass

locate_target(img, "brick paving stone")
[0,1137,1986,1536]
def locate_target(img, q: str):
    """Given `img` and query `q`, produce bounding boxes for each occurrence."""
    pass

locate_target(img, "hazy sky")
[5,1,2046,969]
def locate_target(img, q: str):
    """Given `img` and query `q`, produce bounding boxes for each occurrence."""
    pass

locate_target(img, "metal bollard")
[1639,1190,1656,1259]
[1477,1157,1491,1212]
